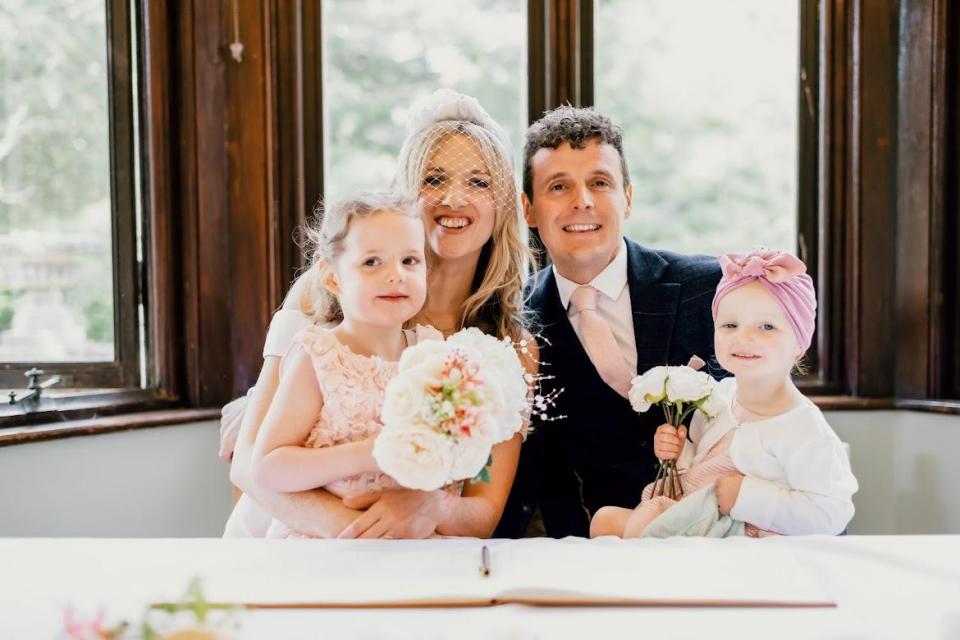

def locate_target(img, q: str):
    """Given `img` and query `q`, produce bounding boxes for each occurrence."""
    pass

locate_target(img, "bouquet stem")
[651,459,683,500]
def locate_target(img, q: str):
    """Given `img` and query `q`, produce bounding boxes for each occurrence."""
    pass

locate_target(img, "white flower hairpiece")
[405,88,513,159]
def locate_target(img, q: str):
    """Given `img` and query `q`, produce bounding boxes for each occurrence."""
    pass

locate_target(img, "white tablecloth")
[2,535,959,639]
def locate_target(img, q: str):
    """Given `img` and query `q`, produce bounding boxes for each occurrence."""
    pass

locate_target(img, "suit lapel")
[625,240,681,370]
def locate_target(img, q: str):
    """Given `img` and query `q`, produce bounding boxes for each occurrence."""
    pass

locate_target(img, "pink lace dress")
[265,324,443,539]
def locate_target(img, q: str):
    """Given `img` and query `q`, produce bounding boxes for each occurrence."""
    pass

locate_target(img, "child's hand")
[715,473,744,515]
[653,423,687,461]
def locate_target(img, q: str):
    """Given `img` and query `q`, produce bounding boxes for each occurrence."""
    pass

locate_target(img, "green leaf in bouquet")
[469,454,494,484]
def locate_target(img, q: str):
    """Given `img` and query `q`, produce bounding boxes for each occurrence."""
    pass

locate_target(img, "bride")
[220,89,537,539]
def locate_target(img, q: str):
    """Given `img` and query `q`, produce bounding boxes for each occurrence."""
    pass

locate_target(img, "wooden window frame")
[0,0,179,429]
[7,0,958,439]
[537,1,845,392]
[274,0,960,409]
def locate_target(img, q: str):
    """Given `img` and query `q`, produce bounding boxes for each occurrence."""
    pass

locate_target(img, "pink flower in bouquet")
[62,607,110,639]
[375,328,529,490]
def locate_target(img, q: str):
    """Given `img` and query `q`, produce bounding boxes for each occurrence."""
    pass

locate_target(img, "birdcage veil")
[393,89,533,340]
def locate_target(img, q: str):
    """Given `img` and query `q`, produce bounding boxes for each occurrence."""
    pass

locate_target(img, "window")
[0,0,143,413]
[594,1,799,257]
[6,0,954,434]
[309,1,824,383]
[321,0,528,204]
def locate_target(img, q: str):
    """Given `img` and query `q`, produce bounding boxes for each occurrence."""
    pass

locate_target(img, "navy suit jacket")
[496,239,722,538]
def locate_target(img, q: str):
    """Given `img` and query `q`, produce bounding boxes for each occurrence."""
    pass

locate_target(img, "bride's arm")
[433,331,538,537]
[230,354,364,537]
[433,433,521,537]
[229,272,362,537]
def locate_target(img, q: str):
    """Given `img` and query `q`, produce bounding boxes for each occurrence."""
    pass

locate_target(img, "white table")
[2,535,959,639]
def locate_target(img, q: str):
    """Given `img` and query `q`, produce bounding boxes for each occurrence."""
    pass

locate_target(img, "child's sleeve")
[263,309,313,358]
[730,411,858,535]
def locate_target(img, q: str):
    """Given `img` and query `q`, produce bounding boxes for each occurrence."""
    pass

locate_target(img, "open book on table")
[201,539,834,609]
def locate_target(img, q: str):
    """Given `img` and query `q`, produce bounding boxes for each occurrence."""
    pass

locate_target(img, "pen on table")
[480,545,491,577]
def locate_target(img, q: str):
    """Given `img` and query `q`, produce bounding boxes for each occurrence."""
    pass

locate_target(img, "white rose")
[480,373,522,442]
[629,366,668,412]
[698,388,728,419]
[397,340,454,387]
[373,425,454,491]
[664,366,715,403]
[381,376,424,425]
[449,414,496,481]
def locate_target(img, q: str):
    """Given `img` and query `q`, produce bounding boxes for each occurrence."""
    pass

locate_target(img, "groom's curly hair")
[522,105,631,200]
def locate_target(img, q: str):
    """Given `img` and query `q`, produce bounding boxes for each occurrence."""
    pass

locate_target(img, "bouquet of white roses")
[629,364,724,499]
[372,328,529,491]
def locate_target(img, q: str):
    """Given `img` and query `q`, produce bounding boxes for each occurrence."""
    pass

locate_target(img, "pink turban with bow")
[711,248,817,351]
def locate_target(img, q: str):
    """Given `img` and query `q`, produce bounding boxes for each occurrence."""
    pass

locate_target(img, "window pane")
[595,1,799,257]
[322,0,527,205]
[0,0,114,362]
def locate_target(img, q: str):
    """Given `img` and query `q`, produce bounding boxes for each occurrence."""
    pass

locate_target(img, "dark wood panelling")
[176,1,202,405]
[142,0,183,400]
[271,0,319,302]
[527,0,547,122]
[301,1,324,269]
[195,1,233,402]
[530,0,592,113]
[939,0,959,401]
[850,0,899,397]
[825,0,854,397]
[797,0,825,387]
[224,0,273,398]
[950,1,960,400]
[803,0,850,396]
[106,0,142,389]
[895,0,947,399]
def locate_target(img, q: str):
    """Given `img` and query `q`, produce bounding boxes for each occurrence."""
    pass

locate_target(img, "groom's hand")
[337,489,446,539]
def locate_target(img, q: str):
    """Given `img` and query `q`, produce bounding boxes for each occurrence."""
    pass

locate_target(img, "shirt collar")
[554,238,629,311]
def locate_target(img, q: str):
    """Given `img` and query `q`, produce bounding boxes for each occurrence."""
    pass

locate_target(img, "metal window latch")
[8,368,61,405]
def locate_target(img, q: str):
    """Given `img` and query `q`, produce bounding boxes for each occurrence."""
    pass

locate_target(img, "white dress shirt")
[553,239,638,376]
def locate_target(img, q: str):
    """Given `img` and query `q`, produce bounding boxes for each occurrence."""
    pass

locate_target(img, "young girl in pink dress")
[591,248,858,539]
[247,192,442,539]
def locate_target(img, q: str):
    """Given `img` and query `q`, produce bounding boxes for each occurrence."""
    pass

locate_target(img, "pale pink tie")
[569,285,634,398]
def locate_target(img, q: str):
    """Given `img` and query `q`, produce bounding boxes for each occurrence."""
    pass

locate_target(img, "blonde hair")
[300,192,423,323]
[395,121,534,340]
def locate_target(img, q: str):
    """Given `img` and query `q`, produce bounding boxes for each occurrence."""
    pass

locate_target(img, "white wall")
[826,410,960,535]
[0,411,958,537]
[0,421,232,537]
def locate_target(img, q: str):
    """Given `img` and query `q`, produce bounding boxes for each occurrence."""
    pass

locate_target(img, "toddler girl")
[591,248,858,539]
[248,192,441,538]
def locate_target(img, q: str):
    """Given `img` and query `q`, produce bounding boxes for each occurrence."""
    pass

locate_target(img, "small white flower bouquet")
[373,328,529,491]
[629,363,724,499]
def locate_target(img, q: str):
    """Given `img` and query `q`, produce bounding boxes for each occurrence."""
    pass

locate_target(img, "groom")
[496,106,722,538]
